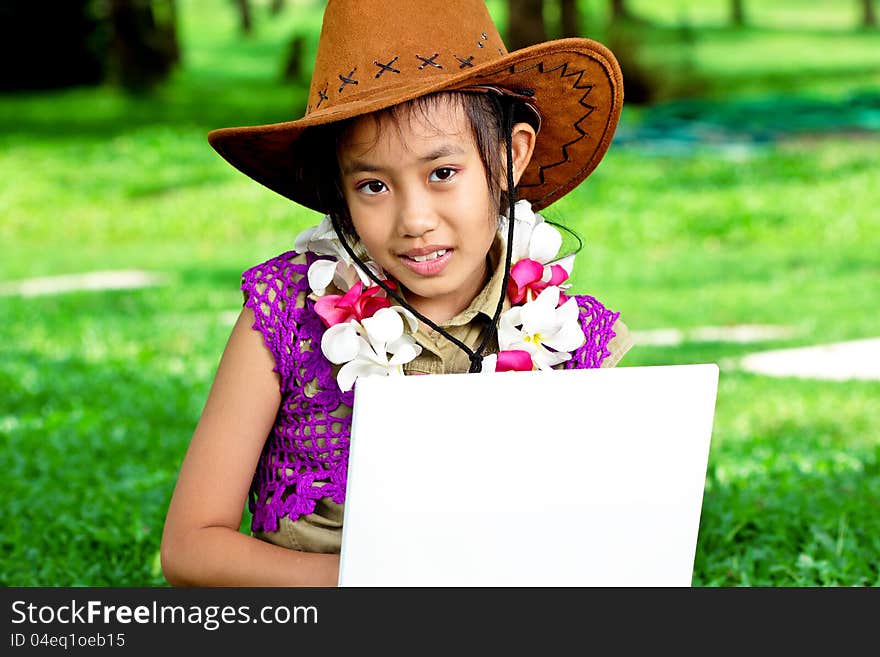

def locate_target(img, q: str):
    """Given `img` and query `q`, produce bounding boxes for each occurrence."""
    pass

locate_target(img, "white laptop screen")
[339,363,719,586]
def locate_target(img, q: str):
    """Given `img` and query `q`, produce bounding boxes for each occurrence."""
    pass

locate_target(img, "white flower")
[294,215,357,259]
[295,215,383,295]
[307,258,384,296]
[320,306,422,392]
[497,200,555,262]
[498,200,576,283]
[497,286,585,370]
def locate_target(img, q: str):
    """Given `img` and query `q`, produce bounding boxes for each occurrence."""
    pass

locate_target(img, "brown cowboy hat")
[208,0,624,214]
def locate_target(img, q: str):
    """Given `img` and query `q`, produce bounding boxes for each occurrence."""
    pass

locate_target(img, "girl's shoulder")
[240,249,328,322]
[239,250,321,380]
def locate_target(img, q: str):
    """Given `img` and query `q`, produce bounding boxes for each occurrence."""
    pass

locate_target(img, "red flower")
[314,280,395,328]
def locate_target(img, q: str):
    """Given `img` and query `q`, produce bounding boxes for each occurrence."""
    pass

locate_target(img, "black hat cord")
[328,101,518,374]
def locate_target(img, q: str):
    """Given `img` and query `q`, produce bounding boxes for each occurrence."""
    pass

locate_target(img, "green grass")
[1,0,878,586]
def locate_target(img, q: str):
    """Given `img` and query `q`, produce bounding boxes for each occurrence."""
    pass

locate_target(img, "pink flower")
[479,349,534,373]
[314,280,394,328]
[507,258,570,305]
[495,350,534,372]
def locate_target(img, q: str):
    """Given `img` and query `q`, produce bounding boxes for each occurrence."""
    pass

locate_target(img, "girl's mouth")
[399,248,453,276]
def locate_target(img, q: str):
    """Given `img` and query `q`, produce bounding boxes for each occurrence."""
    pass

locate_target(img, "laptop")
[338,363,719,587]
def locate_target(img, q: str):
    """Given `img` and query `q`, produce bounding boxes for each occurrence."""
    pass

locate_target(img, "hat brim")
[208,37,623,213]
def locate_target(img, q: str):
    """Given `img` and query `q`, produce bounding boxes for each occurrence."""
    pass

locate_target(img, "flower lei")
[293,200,586,392]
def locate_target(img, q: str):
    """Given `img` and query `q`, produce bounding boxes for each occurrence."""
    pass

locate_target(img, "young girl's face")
[338,97,498,322]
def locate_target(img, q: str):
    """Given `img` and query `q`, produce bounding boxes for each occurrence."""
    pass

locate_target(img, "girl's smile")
[398,245,453,276]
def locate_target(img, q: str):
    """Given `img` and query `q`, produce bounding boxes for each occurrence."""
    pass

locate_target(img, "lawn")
[1,0,878,586]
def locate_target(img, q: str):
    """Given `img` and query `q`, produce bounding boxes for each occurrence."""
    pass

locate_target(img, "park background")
[1,0,878,586]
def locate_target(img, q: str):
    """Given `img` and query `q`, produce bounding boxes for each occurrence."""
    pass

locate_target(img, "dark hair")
[300,91,537,239]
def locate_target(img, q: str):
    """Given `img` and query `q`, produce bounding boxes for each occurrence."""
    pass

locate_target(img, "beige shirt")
[252,237,633,553]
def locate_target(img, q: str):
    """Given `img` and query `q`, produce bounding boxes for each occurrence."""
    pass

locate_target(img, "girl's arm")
[160,307,340,587]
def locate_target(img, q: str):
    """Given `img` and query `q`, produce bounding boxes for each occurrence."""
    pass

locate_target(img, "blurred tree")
[507,0,547,50]
[234,0,253,35]
[610,0,632,21]
[731,0,746,27]
[862,0,877,28]
[105,0,181,92]
[0,0,180,93]
[0,0,103,90]
[560,0,580,37]
[282,34,307,82]
[270,0,286,15]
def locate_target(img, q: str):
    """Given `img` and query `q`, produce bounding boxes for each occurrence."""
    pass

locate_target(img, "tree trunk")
[731,0,746,27]
[863,0,878,28]
[107,0,181,92]
[282,34,306,81]
[560,0,579,37]
[507,0,547,51]
[270,0,285,15]
[610,0,631,21]
[235,0,252,35]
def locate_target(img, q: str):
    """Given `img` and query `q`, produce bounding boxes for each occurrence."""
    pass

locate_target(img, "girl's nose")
[396,190,439,238]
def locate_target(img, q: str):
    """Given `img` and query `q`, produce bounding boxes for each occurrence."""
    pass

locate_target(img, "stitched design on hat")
[478,59,608,202]
[338,68,358,93]
[455,55,475,69]
[315,83,329,108]
[416,53,442,70]
[477,31,488,48]
[374,57,400,78]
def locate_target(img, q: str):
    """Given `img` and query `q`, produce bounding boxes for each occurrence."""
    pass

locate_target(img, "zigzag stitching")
[476,60,603,191]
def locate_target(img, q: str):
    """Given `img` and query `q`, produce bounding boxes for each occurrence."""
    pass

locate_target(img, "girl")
[161,0,632,587]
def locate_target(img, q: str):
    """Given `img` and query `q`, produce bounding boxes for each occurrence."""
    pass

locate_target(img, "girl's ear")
[506,122,538,188]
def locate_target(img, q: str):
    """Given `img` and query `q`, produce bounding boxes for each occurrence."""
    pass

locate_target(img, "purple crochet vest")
[241,250,620,532]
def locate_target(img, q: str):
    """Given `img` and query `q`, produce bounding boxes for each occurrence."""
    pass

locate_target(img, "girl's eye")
[429,167,456,182]
[357,180,387,195]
